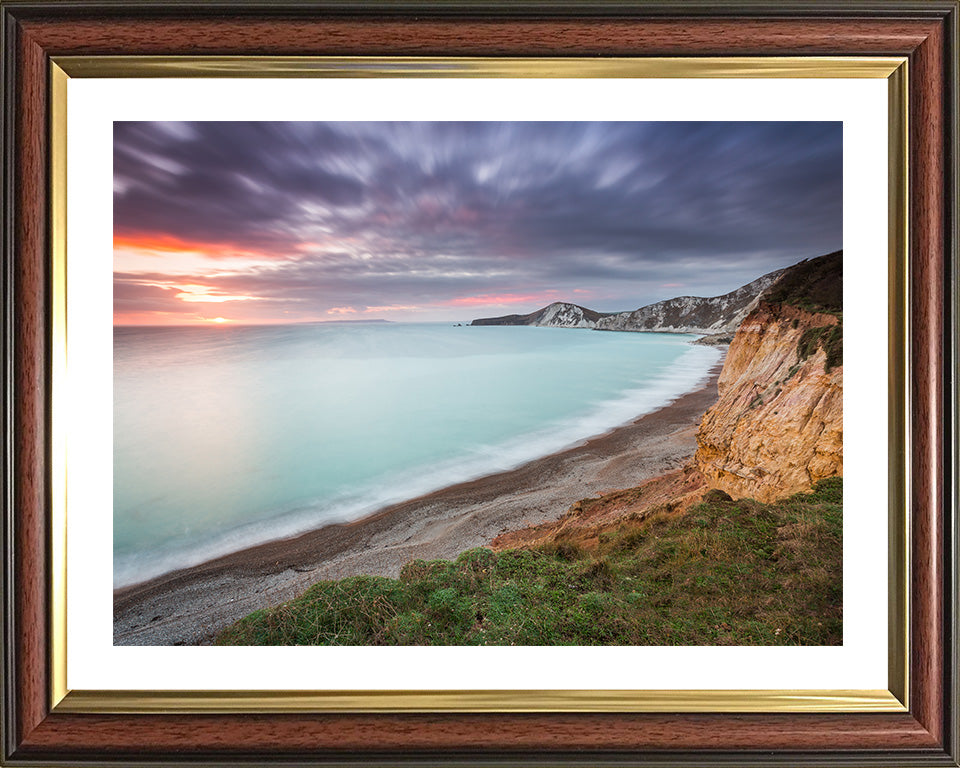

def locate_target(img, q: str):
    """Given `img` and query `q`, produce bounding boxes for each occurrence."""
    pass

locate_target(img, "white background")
[65,76,889,691]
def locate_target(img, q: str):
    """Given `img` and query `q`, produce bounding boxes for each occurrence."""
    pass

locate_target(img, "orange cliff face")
[492,278,844,554]
[694,301,842,503]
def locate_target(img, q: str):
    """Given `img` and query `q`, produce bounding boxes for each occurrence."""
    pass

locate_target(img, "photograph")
[4,0,957,763]
[112,120,844,648]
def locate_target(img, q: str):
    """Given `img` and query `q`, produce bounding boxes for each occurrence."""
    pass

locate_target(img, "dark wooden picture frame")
[2,1,957,765]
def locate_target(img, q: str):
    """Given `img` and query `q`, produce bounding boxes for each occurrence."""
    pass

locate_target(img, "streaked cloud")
[114,121,842,324]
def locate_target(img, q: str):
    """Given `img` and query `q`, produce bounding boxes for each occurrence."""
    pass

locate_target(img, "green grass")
[797,323,843,372]
[216,478,843,646]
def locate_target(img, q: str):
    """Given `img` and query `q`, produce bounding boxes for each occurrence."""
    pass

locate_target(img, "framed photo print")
[2,2,957,766]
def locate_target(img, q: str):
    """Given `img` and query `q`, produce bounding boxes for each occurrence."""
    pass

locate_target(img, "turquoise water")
[113,323,720,587]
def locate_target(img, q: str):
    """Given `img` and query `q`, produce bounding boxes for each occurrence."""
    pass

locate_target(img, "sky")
[113,121,842,325]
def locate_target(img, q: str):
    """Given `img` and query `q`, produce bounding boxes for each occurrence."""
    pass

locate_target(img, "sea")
[113,322,721,588]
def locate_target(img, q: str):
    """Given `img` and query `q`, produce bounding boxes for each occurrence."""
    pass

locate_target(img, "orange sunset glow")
[114,121,843,326]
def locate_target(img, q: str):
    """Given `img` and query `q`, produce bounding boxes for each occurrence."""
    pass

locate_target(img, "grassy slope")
[217,477,842,646]
[763,250,843,316]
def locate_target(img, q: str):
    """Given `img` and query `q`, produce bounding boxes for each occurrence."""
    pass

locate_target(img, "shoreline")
[114,358,724,646]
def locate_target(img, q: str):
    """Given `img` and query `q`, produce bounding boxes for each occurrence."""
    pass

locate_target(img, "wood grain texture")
[17,16,941,56]
[14,712,941,754]
[3,5,956,764]
[908,13,946,746]
[13,24,49,748]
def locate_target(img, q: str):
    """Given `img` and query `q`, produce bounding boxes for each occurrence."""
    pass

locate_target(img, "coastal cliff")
[470,302,609,328]
[694,249,844,501]
[470,267,783,334]
[694,302,842,502]
[493,250,843,548]
[594,268,784,334]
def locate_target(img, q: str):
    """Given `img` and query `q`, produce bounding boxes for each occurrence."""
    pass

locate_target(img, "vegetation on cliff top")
[763,250,843,372]
[797,323,843,372]
[763,250,842,316]
[216,478,842,646]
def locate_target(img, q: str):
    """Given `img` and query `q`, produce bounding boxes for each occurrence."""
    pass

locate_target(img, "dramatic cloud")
[114,121,842,324]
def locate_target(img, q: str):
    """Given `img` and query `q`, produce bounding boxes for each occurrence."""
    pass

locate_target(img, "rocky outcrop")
[594,268,785,335]
[693,301,842,502]
[470,301,609,328]
[691,332,735,347]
